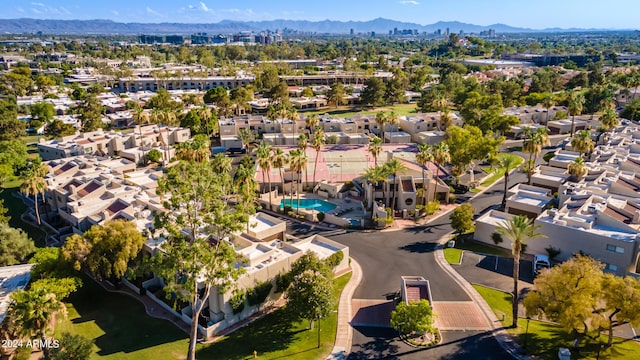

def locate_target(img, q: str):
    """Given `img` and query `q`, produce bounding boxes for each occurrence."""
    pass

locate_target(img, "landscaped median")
[472,284,640,360]
[479,153,524,188]
[56,272,352,359]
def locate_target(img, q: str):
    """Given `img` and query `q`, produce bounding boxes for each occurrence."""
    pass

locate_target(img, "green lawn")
[306,103,417,118]
[443,248,463,265]
[480,153,524,187]
[0,187,46,247]
[21,134,45,145]
[473,284,640,359]
[452,236,511,257]
[56,272,351,360]
[200,272,351,360]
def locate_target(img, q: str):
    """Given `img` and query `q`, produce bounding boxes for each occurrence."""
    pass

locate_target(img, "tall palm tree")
[288,149,307,214]
[496,215,546,329]
[362,166,385,220]
[297,134,309,185]
[542,93,555,128]
[522,128,550,184]
[238,128,255,154]
[197,106,215,136]
[567,157,588,180]
[439,109,453,131]
[599,106,620,133]
[567,90,585,137]
[305,114,319,133]
[10,287,65,360]
[256,142,273,208]
[367,136,383,166]
[375,111,389,143]
[499,155,520,211]
[383,159,407,215]
[388,111,399,134]
[311,128,326,187]
[272,148,288,202]
[431,142,450,201]
[416,143,433,205]
[570,129,594,157]
[20,162,48,225]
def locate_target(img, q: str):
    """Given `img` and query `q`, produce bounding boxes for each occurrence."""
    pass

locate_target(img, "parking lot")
[453,251,533,297]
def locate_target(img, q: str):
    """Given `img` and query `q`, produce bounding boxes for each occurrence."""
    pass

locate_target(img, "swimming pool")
[280,199,338,213]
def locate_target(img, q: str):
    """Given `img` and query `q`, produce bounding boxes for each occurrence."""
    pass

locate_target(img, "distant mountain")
[0,18,628,35]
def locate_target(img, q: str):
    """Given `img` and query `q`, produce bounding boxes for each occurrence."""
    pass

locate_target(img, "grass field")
[473,284,640,359]
[306,103,417,118]
[453,236,511,257]
[0,187,46,246]
[443,248,463,265]
[480,153,524,187]
[56,272,351,360]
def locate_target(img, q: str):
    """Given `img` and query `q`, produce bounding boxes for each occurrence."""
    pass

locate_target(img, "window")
[605,264,618,272]
[606,244,624,254]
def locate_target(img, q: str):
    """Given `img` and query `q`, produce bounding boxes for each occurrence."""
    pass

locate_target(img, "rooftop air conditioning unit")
[587,204,598,214]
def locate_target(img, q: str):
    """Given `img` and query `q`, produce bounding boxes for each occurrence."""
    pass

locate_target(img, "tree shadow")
[349,326,400,360]
[65,275,187,356]
[398,241,439,254]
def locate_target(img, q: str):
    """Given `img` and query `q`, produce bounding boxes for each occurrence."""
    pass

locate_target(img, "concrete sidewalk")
[327,258,363,360]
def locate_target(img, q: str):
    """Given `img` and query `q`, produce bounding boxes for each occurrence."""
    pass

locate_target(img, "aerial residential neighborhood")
[1,1,640,360]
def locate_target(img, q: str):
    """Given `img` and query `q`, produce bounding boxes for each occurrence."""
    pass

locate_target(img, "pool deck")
[269,193,366,223]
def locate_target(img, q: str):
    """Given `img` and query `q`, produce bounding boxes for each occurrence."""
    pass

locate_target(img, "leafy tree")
[179,109,201,134]
[459,92,517,135]
[360,77,385,107]
[430,142,450,200]
[327,82,347,108]
[522,128,550,184]
[445,125,503,184]
[203,87,232,116]
[230,86,253,115]
[599,106,619,132]
[0,223,35,266]
[77,94,105,132]
[384,158,407,214]
[30,102,55,122]
[0,70,33,97]
[599,274,640,346]
[301,87,314,98]
[146,238,243,360]
[30,277,81,301]
[268,81,290,106]
[0,199,9,223]
[621,98,640,122]
[146,149,162,163]
[567,90,585,137]
[0,140,28,185]
[286,270,334,331]
[174,135,210,163]
[45,119,76,138]
[367,136,382,166]
[450,203,475,235]
[385,76,406,104]
[145,88,183,112]
[290,251,332,280]
[61,220,145,281]
[0,97,25,140]
[29,247,75,280]
[237,128,256,154]
[390,300,436,336]
[50,332,94,360]
[497,215,546,328]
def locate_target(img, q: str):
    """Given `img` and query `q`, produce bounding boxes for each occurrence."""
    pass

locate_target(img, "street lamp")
[523,317,531,350]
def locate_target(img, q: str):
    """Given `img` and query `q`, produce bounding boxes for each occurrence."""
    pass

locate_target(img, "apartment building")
[398,112,463,143]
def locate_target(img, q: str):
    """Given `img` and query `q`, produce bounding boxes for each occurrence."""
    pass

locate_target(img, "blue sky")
[3,1,637,29]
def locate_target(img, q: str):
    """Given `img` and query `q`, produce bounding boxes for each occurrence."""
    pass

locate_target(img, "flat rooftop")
[0,264,34,324]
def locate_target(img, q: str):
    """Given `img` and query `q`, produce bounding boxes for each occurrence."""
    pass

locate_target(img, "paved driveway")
[454,251,533,296]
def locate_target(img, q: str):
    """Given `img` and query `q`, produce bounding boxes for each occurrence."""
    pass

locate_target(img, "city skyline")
[2,0,638,30]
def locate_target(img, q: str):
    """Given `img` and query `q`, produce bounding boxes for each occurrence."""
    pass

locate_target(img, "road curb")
[328,257,363,359]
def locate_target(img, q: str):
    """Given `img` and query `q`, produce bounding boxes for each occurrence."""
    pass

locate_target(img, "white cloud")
[399,0,420,4]
[146,6,162,16]
[188,4,194,9]
[31,2,45,6]
[111,10,119,16]
[31,8,42,14]
[199,2,209,12]
[16,7,25,13]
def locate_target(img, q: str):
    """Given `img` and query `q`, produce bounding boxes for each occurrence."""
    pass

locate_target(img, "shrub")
[229,290,246,314]
[275,272,292,293]
[146,149,162,163]
[317,212,325,222]
[325,251,344,269]
[283,205,292,214]
[491,232,503,245]
[247,281,273,307]
[543,151,556,163]
[448,194,456,204]
[425,200,440,215]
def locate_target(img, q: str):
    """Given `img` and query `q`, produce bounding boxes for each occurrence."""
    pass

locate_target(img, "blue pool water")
[280,199,338,212]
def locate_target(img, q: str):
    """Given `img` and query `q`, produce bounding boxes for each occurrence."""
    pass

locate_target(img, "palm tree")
[197,106,215,136]
[416,143,433,205]
[542,93,555,128]
[499,155,520,211]
[522,128,550,184]
[567,157,588,180]
[362,166,385,220]
[311,128,326,187]
[272,148,288,201]
[256,142,273,208]
[567,90,585,137]
[288,149,307,214]
[305,114,319,133]
[431,142,450,201]
[10,287,65,360]
[238,128,255,154]
[439,109,453,131]
[367,136,383,166]
[375,111,389,143]
[570,129,594,157]
[20,162,48,225]
[388,111,399,134]
[496,215,546,329]
[297,134,309,185]
[599,106,620,133]
[383,159,407,215]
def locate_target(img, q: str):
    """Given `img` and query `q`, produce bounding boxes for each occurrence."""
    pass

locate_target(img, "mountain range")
[0,18,624,35]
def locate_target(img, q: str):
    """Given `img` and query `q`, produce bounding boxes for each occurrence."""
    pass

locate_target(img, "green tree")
[390,300,436,336]
[289,149,308,214]
[28,247,74,280]
[0,223,35,266]
[567,90,585,137]
[272,148,288,203]
[256,141,273,206]
[311,128,326,186]
[77,94,105,132]
[450,203,475,235]
[0,199,9,223]
[268,81,290,106]
[599,274,640,347]
[10,286,65,359]
[0,140,28,185]
[286,269,334,331]
[50,333,94,360]
[45,119,76,138]
[360,77,385,107]
[237,128,256,154]
[567,157,588,180]
[497,215,546,328]
[30,102,55,122]
[327,82,347,108]
[522,128,550,184]
[384,158,407,214]
[445,125,503,184]
[362,166,386,221]
[146,148,162,163]
[20,162,48,225]
[599,106,620,132]
[416,143,433,205]
[430,142,450,200]
[203,87,232,117]
[367,136,382,166]
[499,155,521,211]
[570,129,594,156]
[230,86,253,115]
[145,88,183,112]
[61,220,145,281]
[621,98,640,122]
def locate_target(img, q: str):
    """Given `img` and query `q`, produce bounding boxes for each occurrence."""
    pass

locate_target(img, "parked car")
[533,254,551,276]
